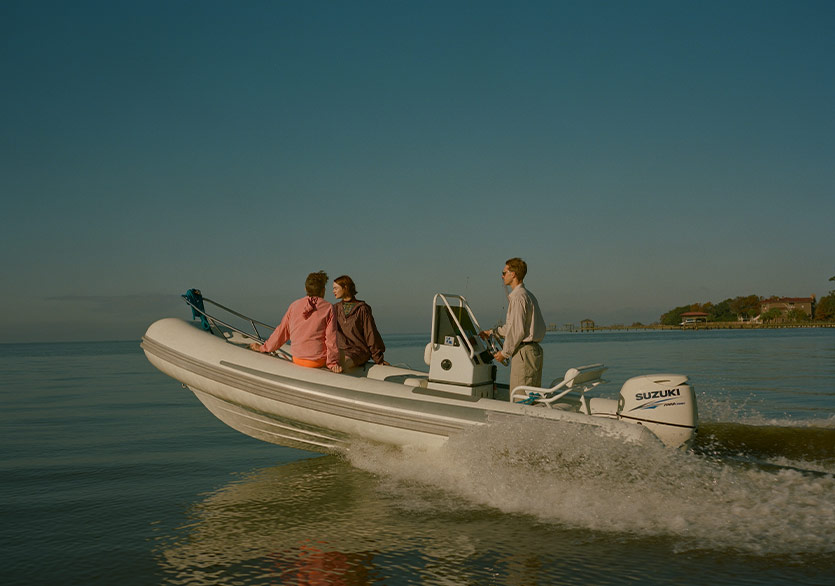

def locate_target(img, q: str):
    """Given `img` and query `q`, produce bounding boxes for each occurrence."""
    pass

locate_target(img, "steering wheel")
[484,331,509,366]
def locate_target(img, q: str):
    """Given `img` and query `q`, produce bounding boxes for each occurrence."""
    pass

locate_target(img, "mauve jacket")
[335,300,386,365]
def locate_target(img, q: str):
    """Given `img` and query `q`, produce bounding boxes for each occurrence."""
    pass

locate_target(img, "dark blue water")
[1,330,833,585]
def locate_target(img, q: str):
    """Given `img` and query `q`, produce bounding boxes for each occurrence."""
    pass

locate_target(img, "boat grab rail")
[181,289,291,359]
[432,293,485,360]
[511,363,608,406]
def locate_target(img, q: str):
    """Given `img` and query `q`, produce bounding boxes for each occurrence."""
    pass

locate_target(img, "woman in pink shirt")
[249,271,342,373]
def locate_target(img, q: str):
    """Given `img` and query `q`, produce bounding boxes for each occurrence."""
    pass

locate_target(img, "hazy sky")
[2,1,833,342]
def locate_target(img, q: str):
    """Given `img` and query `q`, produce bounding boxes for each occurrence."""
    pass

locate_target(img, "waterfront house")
[760,296,816,319]
[680,311,708,325]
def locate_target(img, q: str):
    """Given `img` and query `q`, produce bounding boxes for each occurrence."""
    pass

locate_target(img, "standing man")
[480,258,546,395]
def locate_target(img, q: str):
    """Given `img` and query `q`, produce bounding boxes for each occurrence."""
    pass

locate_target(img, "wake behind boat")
[142,290,698,453]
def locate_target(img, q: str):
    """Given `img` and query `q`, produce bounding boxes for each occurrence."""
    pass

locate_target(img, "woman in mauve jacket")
[331,275,388,370]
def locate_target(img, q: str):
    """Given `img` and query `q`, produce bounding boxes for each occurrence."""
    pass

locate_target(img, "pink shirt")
[261,296,339,368]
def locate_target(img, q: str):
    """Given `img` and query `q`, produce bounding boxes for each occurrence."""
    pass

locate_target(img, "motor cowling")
[617,374,698,448]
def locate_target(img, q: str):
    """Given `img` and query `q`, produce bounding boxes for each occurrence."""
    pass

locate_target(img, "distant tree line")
[660,291,835,325]
[819,291,835,320]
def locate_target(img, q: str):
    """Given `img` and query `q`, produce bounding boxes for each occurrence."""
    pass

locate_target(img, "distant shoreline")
[555,322,835,332]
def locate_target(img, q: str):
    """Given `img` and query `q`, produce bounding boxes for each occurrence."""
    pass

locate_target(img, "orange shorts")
[292,356,327,369]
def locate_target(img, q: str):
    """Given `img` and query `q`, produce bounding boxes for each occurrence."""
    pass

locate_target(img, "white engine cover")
[617,374,698,443]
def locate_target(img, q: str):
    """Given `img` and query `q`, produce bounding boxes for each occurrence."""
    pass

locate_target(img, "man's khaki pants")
[510,342,543,395]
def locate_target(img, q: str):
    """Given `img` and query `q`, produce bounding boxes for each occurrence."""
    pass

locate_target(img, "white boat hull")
[142,318,665,453]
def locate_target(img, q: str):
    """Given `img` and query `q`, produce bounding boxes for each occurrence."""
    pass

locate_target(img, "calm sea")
[2,328,834,585]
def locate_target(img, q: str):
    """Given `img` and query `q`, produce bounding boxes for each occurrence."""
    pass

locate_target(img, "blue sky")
[2,1,833,342]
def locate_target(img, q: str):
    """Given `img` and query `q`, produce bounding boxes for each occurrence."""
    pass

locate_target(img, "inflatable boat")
[141,290,698,453]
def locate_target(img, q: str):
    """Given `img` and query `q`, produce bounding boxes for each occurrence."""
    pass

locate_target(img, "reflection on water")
[156,456,590,585]
[156,432,835,585]
[155,456,557,584]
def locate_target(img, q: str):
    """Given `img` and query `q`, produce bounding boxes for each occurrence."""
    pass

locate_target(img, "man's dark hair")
[305,271,328,297]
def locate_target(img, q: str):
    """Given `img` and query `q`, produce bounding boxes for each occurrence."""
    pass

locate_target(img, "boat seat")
[511,364,607,405]
[404,377,429,388]
[588,397,618,418]
[367,364,429,384]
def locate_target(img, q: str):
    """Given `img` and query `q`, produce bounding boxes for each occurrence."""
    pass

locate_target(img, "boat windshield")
[433,304,478,345]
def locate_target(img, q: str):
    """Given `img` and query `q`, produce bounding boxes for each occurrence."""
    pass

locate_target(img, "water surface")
[1,329,833,584]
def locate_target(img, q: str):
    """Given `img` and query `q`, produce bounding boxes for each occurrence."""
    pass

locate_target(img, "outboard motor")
[617,374,698,447]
